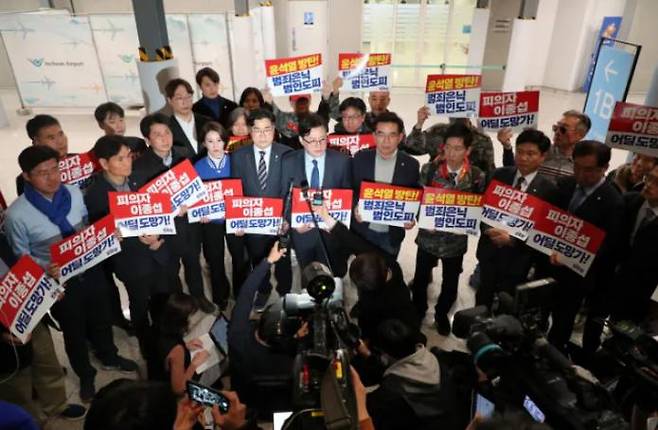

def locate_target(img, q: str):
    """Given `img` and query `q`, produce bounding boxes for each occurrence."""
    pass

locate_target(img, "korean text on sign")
[481,180,547,241]
[59,152,100,188]
[188,179,244,223]
[327,134,376,157]
[290,188,353,229]
[425,74,481,118]
[0,255,61,343]
[225,197,283,235]
[265,53,323,97]
[338,53,391,91]
[358,181,422,228]
[418,187,483,236]
[109,191,176,237]
[478,91,539,131]
[605,101,658,157]
[140,159,207,214]
[526,205,606,277]
[50,215,122,283]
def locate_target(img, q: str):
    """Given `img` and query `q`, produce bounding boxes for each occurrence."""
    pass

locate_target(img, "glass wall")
[362,0,476,88]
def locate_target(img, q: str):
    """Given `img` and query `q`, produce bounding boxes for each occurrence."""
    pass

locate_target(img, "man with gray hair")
[498,109,592,183]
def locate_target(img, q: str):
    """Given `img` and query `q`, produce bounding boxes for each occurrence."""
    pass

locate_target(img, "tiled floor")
[0,87,646,430]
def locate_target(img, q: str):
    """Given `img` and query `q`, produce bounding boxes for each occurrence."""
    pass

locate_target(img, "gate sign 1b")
[584,45,636,142]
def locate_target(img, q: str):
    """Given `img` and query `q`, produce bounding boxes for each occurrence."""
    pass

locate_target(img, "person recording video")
[228,241,306,416]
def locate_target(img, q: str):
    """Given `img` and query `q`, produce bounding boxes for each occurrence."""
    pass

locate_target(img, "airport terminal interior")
[0,1,657,429]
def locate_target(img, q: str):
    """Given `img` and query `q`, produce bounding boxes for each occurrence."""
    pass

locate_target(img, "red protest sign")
[0,255,60,343]
[358,181,422,227]
[327,134,376,157]
[418,187,483,236]
[225,197,283,235]
[109,191,176,237]
[50,215,121,283]
[265,53,323,97]
[139,159,207,214]
[188,179,243,223]
[605,101,658,157]
[481,180,548,241]
[478,90,539,131]
[527,205,606,277]
[290,188,353,229]
[59,152,100,187]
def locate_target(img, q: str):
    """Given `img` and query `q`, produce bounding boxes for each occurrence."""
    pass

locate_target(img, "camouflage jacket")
[416,160,486,258]
[271,92,339,138]
[404,123,495,177]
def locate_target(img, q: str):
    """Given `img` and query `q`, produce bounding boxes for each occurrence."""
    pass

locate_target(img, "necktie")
[514,176,525,190]
[569,186,586,213]
[311,160,320,189]
[448,172,457,187]
[257,151,267,190]
[632,207,656,244]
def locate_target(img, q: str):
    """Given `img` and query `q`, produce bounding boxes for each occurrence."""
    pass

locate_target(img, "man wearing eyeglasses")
[333,97,372,135]
[499,110,591,183]
[611,164,658,325]
[351,112,419,257]
[546,141,624,356]
[281,113,352,276]
[165,78,211,161]
[231,109,293,294]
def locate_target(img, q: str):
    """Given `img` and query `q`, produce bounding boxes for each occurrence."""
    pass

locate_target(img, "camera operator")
[310,203,419,343]
[228,241,305,415]
[361,318,449,430]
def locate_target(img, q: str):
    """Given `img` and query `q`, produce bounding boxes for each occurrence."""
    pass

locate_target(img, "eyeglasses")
[303,137,327,146]
[444,143,466,152]
[251,127,274,136]
[552,123,575,134]
[644,174,658,187]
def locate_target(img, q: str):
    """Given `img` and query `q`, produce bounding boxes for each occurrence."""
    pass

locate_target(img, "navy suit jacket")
[351,149,420,247]
[231,143,293,198]
[280,148,352,193]
[552,176,624,286]
[192,96,238,129]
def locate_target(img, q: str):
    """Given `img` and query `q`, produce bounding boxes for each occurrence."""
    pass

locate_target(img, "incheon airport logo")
[26,57,84,68]
[27,57,44,67]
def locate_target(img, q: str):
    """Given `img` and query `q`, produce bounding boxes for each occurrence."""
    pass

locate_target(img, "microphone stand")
[300,180,334,275]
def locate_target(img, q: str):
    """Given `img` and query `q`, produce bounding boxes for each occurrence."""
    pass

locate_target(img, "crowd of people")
[0,65,657,430]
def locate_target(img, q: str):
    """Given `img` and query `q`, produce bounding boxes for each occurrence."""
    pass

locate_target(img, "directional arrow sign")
[604,60,618,82]
[584,45,636,142]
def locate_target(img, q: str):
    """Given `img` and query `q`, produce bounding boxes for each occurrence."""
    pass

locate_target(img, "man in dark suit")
[131,113,204,298]
[281,113,352,277]
[547,141,624,355]
[352,112,419,256]
[84,135,177,368]
[231,109,293,295]
[192,67,238,129]
[611,164,658,324]
[476,129,557,308]
[165,78,211,160]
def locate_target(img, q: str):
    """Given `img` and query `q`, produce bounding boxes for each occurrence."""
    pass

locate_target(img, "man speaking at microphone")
[280,113,352,276]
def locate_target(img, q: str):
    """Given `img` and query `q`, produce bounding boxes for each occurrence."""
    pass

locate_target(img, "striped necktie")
[257,151,267,190]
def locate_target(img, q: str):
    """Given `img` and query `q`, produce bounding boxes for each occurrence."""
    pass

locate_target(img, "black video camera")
[453,279,628,430]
